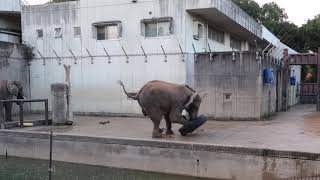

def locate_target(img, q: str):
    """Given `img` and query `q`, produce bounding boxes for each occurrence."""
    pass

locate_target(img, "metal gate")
[289,53,320,108]
[298,83,318,104]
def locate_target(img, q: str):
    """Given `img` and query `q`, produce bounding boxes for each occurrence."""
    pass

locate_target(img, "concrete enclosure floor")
[14,104,320,154]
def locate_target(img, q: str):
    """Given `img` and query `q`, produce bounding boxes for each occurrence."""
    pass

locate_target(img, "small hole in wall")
[149,11,152,15]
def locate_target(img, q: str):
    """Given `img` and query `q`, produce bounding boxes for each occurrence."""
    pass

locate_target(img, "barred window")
[141,17,173,38]
[97,25,118,40]
[145,21,171,37]
[208,27,224,44]
[92,21,122,40]
[230,37,242,50]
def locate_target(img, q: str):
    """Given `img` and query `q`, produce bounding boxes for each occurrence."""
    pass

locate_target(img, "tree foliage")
[22,44,35,66]
[232,0,319,52]
[300,15,320,52]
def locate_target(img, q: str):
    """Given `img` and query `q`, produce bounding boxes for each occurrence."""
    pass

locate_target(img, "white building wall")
[23,0,189,114]
[22,0,263,114]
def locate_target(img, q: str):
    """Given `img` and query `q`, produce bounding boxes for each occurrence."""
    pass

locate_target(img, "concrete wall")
[1,131,320,180]
[0,42,30,113]
[0,0,21,13]
[22,0,250,114]
[193,52,284,120]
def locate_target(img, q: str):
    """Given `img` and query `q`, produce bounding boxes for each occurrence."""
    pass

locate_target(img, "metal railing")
[0,99,49,129]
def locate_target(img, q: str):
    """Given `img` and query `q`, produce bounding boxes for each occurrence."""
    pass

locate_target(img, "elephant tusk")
[23,96,27,99]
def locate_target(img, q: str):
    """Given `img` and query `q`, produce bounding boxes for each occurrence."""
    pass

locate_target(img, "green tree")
[260,2,288,34]
[232,0,302,51]
[300,14,320,52]
[232,0,261,21]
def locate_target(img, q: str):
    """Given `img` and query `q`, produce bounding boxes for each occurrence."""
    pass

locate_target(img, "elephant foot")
[163,133,175,138]
[159,128,166,134]
[152,132,165,138]
[166,129,174,135]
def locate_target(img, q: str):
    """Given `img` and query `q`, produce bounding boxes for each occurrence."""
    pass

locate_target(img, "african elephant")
[0,80,25,127]
[119,80,202,138]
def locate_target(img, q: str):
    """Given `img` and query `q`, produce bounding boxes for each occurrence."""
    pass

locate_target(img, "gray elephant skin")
[119,80,202,138]
[0,80,25,126]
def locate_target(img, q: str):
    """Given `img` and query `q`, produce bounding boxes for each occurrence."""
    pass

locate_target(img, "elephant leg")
[4,102,12,122]
[169,108,191,126]
[164,114,174,135]
[148,111,164,138]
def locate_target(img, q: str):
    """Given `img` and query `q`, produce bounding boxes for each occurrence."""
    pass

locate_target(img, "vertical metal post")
[19,102,23,128]
[49,131,53,180]
[45,99,49,126]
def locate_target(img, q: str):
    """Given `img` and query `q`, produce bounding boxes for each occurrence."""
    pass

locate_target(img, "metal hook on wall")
[37,50,46,66]
[192,43,197,62]
[161,45,167,62]
[141,46,148,63]
[52,49,61,65]
[103,48,111,64]
[208,43,215,61]
[231,48,236,61]
[179,44,185,62]
[86,48,94,64]
[121,45,129,63]
[69,49,77,65]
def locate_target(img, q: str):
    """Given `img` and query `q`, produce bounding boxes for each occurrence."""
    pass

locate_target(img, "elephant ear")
[184,93,198,109]
[7,81,18,96]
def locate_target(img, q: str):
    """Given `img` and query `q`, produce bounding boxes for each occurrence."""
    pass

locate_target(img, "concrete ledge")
[3,119,51,129]
[1,130,320,179]
[0,130,319,160]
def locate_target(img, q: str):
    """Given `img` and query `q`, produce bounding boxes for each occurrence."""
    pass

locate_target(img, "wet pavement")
[14,104,320,154]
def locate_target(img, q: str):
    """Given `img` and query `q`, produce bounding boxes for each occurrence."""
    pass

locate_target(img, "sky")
[252,0,319,26]
[25,0,320,27]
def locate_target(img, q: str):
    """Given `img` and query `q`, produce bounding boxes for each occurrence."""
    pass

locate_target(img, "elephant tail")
[118,80,138,100]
